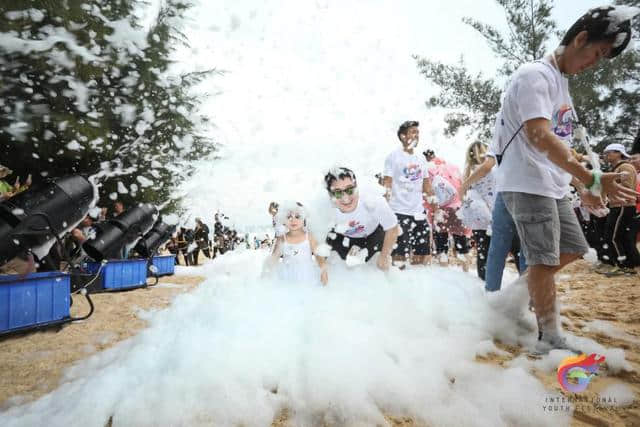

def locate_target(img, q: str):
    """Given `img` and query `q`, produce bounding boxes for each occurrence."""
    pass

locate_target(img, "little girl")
[264,201,328,285]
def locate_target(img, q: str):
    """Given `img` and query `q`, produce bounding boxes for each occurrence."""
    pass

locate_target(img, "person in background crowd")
[426,150,470,270]
[166,236,179,265]
[466,115,527,291]
[324,167,399,270]
[597,143,640,276]
[63,212,99,265]
[384,120,435,267]
[269,202,286,237]
[459,141,496,280]
[80,212,99,241]
[0,165,31,201]
[176,227,191,266]
[193,218,211,264]
[112,201,125,217]
[631,152,640,214]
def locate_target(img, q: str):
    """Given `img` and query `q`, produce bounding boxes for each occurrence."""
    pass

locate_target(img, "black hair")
[422,149,435,161]
[397,120,419,141]
[324,167,356,192]
[561,6,635,58]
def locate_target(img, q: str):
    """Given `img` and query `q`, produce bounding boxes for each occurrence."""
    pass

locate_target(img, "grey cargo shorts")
[502,192,589,266]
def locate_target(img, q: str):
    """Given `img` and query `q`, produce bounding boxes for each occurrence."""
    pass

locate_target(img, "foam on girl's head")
[275,200,308,226]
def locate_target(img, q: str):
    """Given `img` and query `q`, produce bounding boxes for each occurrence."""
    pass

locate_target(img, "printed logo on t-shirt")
[402,164,423,182]
[345,220,365,236]
[552,105,573,139]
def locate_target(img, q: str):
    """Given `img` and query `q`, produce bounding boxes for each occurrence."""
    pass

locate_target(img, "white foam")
[0,250,571,426]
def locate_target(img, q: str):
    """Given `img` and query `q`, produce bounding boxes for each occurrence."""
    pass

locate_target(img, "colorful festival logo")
[552,104,573,138]
[345,220,365,236]
[403,164,423,182]
[557,353,606,393]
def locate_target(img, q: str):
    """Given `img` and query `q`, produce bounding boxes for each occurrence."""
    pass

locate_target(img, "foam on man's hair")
[324,166,356,191]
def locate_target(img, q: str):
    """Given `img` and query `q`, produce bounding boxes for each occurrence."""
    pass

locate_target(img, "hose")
[69,288,95,321]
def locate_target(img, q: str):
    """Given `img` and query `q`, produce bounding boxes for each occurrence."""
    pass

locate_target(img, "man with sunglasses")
[383,121,434,267]
[323,167,399,271]
[495,6,638,353]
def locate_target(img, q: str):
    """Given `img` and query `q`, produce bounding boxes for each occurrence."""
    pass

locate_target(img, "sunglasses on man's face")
[330,186,357,199]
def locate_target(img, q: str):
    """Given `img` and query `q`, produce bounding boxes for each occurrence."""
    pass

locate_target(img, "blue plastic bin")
[151,255,175,277]
[85,259,147,290]
[0,271,71,334]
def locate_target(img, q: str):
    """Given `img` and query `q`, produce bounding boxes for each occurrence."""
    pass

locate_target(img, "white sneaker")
[534,333,580,355]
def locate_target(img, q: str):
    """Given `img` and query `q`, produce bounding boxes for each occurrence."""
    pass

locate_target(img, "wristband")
[586,170,602,195]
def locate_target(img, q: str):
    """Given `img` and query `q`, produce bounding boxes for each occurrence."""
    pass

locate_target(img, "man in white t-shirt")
[383,121,434,266]
[323,167,399,271]
[495,6,638,352]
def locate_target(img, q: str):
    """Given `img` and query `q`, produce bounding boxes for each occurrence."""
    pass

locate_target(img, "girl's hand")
[320,270,328,286]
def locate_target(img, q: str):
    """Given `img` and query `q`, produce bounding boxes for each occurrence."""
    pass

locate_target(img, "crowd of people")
[1,6,638,356]
[164,213,248,266]
[262,6,640,354]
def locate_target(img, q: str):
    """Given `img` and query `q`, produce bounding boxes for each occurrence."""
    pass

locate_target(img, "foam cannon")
[83,203,158,262]
[0,176,94,266]
[134,218,176,258]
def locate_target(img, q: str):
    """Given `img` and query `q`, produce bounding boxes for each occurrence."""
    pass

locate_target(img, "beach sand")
[0,273,204,409]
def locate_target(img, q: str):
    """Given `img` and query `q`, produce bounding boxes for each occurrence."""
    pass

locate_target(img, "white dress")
[276,234,320,285]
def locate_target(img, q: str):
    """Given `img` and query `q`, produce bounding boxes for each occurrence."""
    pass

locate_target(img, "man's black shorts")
[392,213,431,258]
[326,225,385,262]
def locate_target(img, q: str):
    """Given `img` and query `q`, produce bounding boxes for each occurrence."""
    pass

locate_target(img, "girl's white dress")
[276,233,320,284]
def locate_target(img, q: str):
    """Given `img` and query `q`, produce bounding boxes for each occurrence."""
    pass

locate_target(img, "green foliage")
[413,57,501,140]
[415,0,639,149]
[0,0,216,216]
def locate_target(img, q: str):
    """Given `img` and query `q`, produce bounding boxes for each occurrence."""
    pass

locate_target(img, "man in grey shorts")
[495,6,638,351]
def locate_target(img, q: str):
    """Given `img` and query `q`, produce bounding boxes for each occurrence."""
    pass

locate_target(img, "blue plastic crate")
[0,271,70,334]
[151,255,175,276]
[85,259,147,290]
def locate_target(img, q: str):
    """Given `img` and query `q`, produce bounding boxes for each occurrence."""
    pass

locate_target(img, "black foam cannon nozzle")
[82,203,158,262]
[0,175,95,266]
[134,219,176,258]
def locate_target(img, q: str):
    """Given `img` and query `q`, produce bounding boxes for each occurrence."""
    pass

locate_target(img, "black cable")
[69,289,95,321]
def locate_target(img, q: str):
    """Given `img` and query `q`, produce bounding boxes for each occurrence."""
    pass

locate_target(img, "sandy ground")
[0,271,204,410]
[487,260,640,427]
[1,258,638,426]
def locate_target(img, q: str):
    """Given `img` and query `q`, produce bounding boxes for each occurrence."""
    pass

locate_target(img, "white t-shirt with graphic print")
[495,56,574,199]
[383,148,429,216]
[333,192,398,239]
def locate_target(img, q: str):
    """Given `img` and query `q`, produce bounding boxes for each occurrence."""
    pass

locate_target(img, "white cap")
[603,143,630,158]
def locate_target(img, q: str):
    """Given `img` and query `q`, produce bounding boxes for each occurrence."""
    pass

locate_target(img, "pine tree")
[0,0,216,215]
[415,0,639,149]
